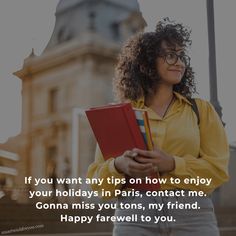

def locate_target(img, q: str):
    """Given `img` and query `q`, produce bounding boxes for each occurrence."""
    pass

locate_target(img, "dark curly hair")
[114,18,196,102]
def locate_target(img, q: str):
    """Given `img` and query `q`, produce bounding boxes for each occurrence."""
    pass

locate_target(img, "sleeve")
[86,145,126,199]
[170,99,230,193]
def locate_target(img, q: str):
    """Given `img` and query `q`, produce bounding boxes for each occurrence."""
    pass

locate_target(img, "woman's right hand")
[114,150,155,178]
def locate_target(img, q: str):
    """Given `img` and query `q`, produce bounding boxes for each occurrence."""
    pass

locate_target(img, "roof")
[43,0,144,52]
[56,0,139,14]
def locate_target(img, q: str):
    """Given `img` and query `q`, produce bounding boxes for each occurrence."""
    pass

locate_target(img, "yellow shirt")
[87,92,229,198]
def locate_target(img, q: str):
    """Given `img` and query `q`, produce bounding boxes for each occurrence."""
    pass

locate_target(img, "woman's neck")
[147,85,174,109]
[146,85,175,118]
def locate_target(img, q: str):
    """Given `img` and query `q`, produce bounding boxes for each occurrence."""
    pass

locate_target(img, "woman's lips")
[169,69,182,73]
[169,70,183,75]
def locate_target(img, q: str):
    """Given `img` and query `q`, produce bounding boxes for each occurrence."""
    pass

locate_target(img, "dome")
[44,0,144,51]
[56,0,139,14]
[56,0,83,13]
[106,0,139,10]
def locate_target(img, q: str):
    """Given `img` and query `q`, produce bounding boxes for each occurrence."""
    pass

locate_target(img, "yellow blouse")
[87,92,229,198]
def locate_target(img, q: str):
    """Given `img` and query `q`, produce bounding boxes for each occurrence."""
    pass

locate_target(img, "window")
[47,146,57,160]
[111,22,120,40]
[46,146,57,178]
[49,88,58,113]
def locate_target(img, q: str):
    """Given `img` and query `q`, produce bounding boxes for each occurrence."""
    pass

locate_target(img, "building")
[0,0,146,203]
[0,150,19,198]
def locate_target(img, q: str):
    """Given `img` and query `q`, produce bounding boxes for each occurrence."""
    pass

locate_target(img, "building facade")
[0,0,146,203]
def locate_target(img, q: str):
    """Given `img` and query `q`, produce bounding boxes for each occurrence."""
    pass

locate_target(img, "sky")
[0,0,235,143]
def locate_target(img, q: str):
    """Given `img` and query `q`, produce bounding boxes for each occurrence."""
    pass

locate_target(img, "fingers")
[133,148,152,157]
[134,156,156,164]
[122,150,158,178]
[132,148,159,159]
[128,165,155,178]
[153,165,158,172]
[133,148,155,158]
[128,161,152,171]
[126,159,156,178]
[124,150,138,159]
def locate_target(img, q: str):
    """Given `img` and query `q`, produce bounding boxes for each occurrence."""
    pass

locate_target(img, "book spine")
[134,110,148,145]
[123,104,146,150]
[122,105,161,191]
[143,111,154,150]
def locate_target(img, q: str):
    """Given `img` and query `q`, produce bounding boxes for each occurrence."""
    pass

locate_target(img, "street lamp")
[206,0,224,125]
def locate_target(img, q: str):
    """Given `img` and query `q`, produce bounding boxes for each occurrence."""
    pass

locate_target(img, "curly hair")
[113,18,196,102]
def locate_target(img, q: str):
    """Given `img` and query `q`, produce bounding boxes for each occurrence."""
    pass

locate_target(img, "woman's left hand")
[132,147,175,173]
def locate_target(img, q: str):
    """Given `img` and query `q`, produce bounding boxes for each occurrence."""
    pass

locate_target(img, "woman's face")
[156,41,187,86]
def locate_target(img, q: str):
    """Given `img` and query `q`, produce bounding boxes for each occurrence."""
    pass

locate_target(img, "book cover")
[86,103,160,191]
[134,109,154,150]
[86,103,146,159]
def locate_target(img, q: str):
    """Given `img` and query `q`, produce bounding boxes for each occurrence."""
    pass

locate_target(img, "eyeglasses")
[158,51,190,66]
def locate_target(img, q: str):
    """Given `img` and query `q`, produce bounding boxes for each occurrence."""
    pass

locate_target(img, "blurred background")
[0,0,235,235]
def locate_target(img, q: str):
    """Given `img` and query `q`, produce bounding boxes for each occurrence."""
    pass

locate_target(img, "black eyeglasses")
[158,51,190,66]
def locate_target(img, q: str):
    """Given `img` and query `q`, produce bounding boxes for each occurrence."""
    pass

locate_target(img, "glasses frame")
[158,51,190,67]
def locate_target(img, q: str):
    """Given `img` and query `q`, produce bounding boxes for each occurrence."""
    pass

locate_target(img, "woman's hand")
[114,150,156,178]
[132,147,175,173]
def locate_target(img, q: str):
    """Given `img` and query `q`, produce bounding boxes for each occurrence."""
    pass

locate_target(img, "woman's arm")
[133,99,229,193]
[87,145,155,199]
[86,146,125,199]
[171,100,229,191]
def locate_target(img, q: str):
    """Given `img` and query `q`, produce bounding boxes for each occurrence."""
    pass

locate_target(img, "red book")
[86,103,160,191]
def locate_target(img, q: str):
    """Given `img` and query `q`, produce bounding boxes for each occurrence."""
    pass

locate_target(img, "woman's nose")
[175,56,185,67]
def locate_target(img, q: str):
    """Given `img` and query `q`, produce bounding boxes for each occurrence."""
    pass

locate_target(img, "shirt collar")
[173,92,192,105]
[131,91,192,109]
[131,92,193,120]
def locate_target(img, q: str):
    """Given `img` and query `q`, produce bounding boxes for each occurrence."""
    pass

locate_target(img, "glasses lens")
[165,52,178,65]
[160,51,190,66]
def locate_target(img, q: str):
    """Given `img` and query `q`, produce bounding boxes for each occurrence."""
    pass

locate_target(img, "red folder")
[86,103,160,191]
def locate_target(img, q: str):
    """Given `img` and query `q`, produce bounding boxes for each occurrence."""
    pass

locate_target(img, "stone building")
[0,0,146,202]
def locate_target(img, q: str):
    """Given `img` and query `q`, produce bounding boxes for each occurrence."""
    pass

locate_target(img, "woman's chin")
[160,77,182,86]
[169,78,182,85]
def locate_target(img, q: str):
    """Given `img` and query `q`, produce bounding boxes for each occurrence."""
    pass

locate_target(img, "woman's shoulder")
[193,97,222,124]
[193,97,214,111]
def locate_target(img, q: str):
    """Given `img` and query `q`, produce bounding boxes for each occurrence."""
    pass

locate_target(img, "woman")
[87,19,229,236]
